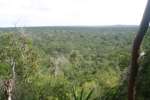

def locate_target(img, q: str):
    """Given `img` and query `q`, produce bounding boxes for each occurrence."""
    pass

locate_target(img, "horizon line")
[0,25,139,28]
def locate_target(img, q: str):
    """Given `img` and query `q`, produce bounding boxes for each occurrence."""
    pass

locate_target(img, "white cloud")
[0,0,148,27]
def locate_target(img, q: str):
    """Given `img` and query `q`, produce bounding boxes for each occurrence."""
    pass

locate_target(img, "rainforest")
[0,26,150,100]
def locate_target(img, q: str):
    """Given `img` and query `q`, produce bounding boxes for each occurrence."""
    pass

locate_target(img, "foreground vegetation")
[0,26,149,100]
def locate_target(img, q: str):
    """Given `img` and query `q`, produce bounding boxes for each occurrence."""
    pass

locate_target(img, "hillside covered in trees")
[0,26,150,100]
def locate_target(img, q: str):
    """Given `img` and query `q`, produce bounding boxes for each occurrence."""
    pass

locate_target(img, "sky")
[0,0,148,27]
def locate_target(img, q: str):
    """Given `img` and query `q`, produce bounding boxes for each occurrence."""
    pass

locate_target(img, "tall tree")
[128,1,150,100]
[0,33,39,100]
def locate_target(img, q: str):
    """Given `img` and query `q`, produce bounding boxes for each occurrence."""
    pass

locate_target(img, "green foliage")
[135,30,150,100]
[72,88,94,100]
[0,26,137,100]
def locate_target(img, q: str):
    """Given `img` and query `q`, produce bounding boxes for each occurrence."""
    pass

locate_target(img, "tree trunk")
[4,79,14,100]
[4,59,16,100]
[128,1,150,100]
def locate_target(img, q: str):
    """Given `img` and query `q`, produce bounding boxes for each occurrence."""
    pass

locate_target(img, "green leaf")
[80,88,84,100]
[72,87,78,100]
[85,89,94,100]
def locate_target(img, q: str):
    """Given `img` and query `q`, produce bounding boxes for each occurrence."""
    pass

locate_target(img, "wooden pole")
[128,0,150,100]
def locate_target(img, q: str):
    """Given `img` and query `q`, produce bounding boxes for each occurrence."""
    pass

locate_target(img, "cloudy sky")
[0,0,148,27]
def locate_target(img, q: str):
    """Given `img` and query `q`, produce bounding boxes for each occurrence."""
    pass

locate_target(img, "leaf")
[72,87,78,100]
[85,88,94,100]
[80,88,84,100]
